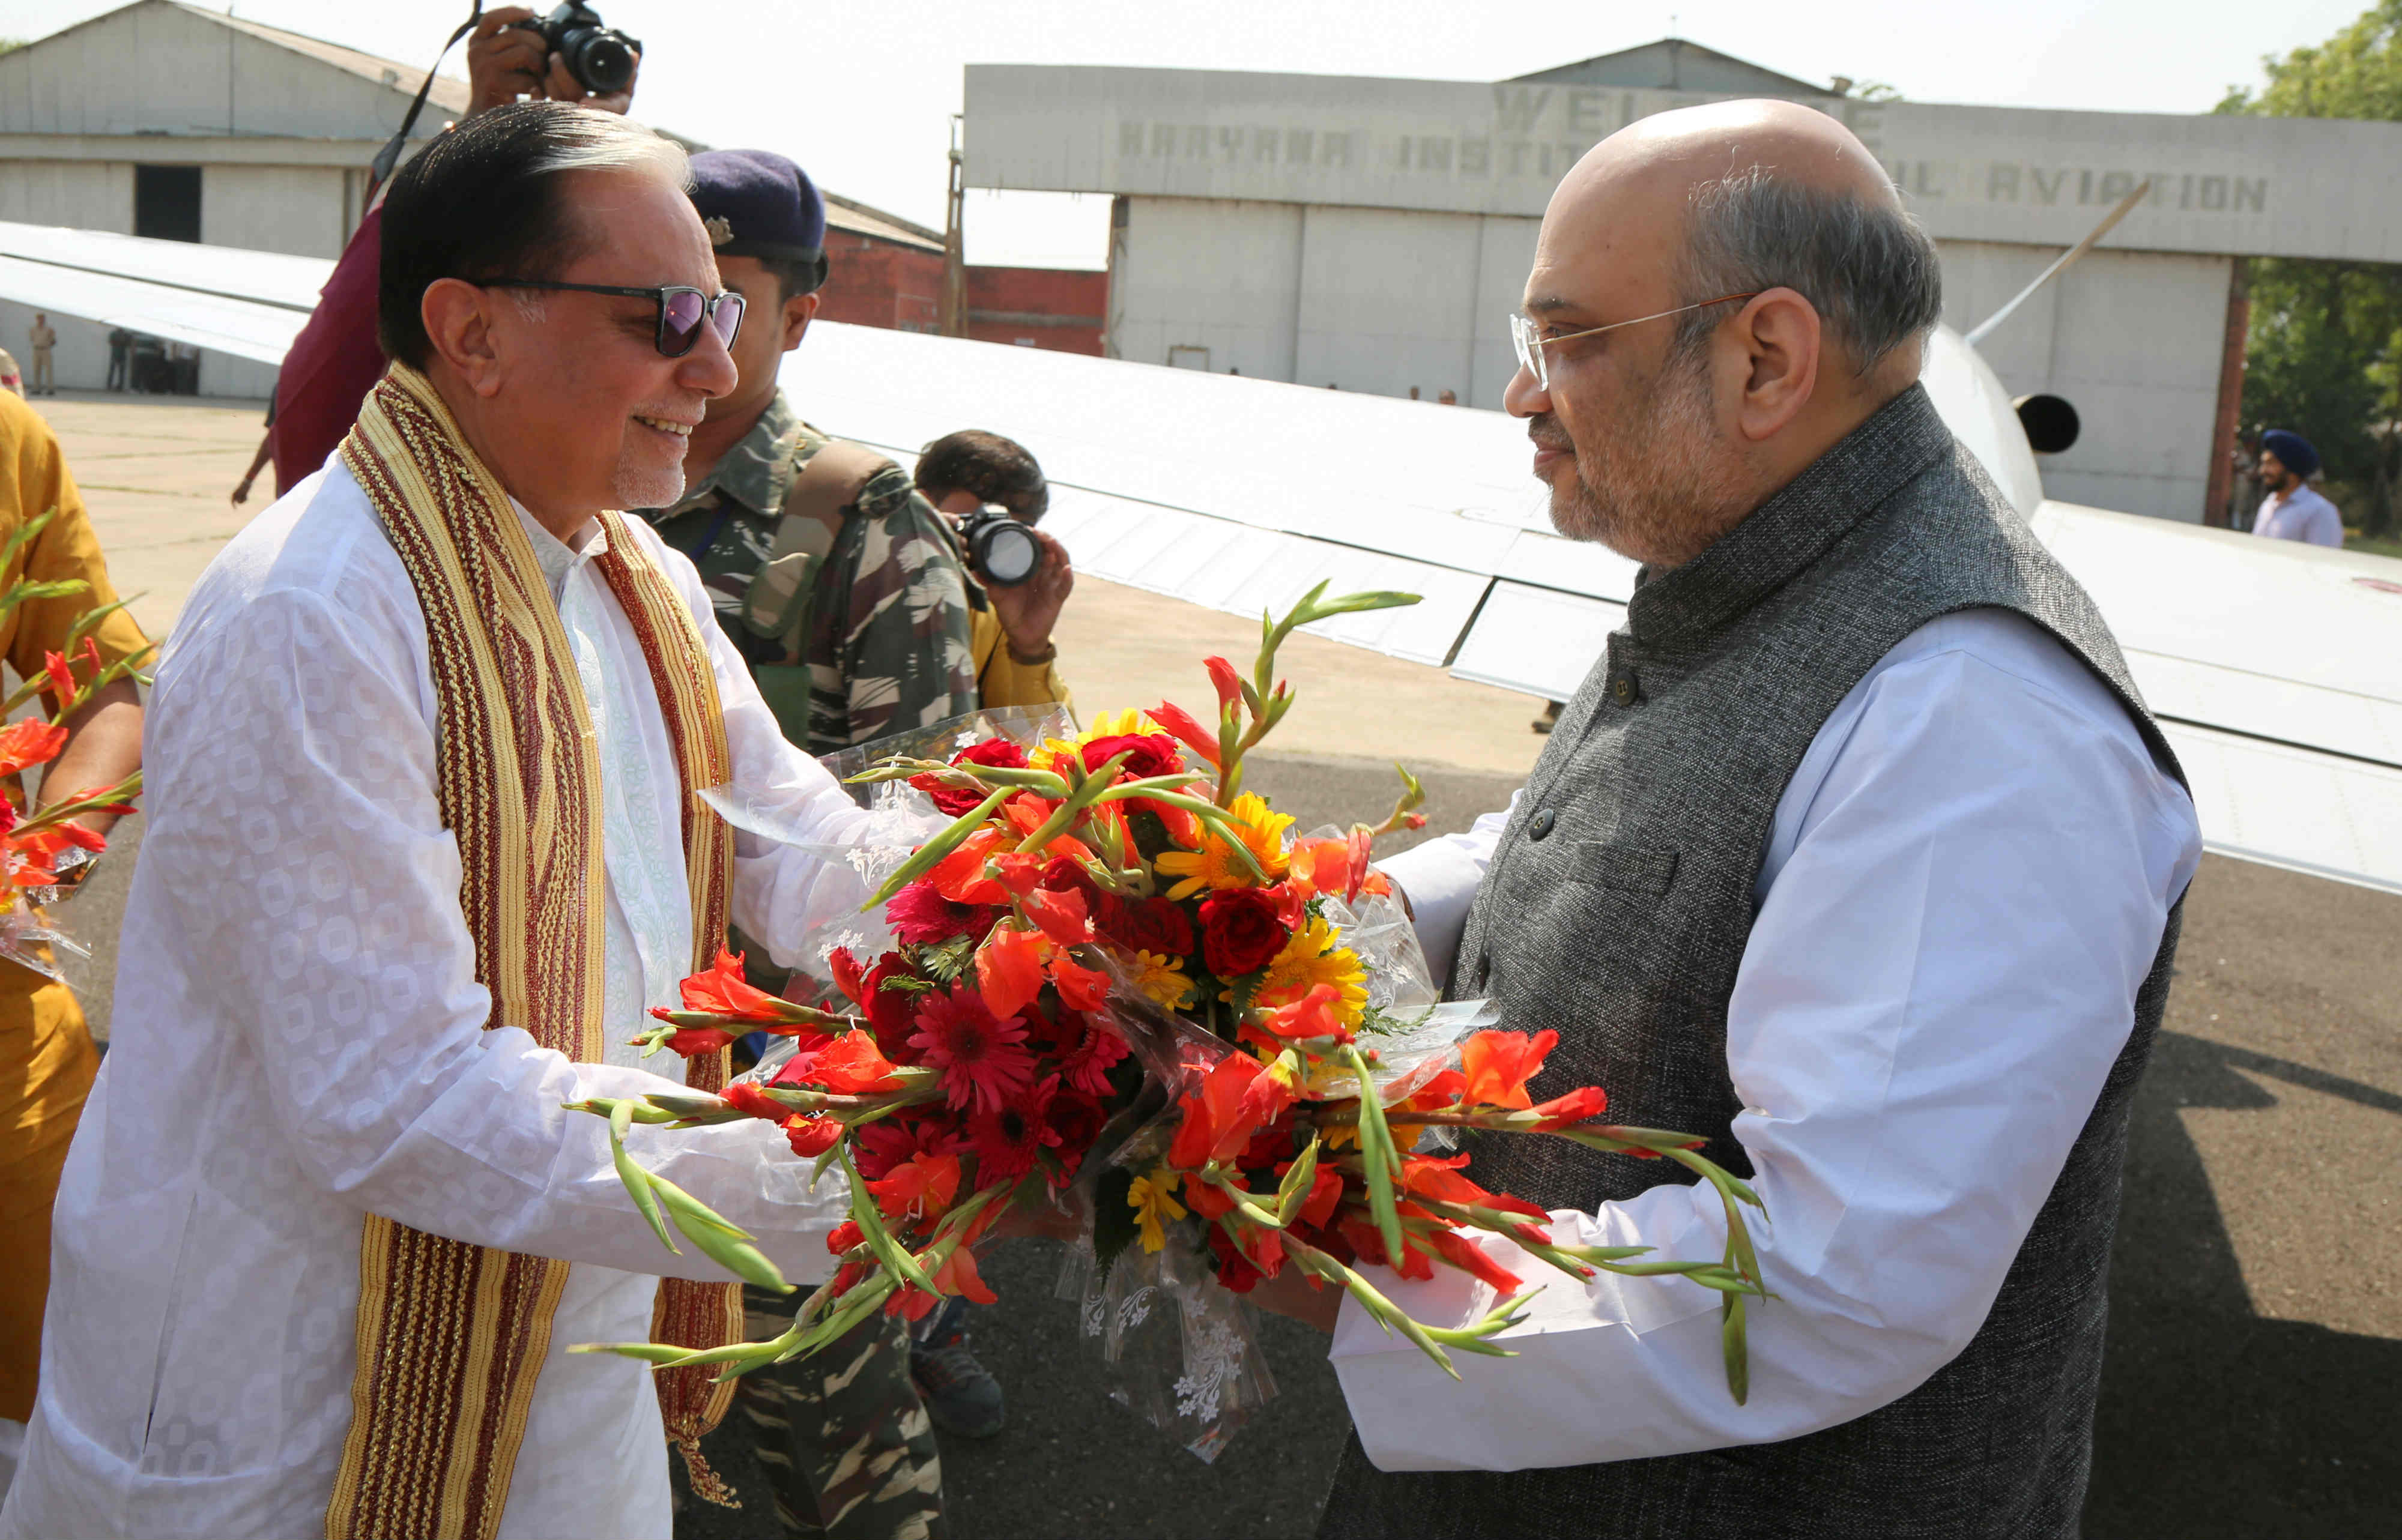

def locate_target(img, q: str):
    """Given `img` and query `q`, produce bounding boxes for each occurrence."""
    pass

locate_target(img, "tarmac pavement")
[31,395,2398,1539]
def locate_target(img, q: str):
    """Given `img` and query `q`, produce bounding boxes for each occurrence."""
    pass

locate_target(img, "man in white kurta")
[1,111,870,1540]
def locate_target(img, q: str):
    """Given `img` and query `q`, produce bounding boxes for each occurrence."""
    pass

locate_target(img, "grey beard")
[1550,363,1747,567]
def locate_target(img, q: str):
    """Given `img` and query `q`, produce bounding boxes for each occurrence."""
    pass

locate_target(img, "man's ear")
[1728,287,1821,444]
[420,278,507,396]
[781,290,820,354]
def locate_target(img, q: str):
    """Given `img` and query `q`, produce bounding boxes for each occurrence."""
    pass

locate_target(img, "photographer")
[267,5,640,495]
[914,428,1075,714]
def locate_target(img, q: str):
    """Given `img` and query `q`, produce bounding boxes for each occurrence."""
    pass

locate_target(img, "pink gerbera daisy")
[1055,1013,1133,1098]
[885,880,993,946]
[909,983,1037,1114]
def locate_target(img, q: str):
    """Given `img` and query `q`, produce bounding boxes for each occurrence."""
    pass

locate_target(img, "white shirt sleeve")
[1378,792,1519,986]
[1330,611,2201,1470]
[144,585,847,1287]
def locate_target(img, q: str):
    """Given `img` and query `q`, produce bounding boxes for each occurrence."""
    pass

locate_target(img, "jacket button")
[1527,808,1556,841]
[1612,673,1638,706]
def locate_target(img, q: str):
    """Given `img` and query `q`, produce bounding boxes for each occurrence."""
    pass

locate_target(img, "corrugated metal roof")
[824,193,945,252]
[166,1,473,118]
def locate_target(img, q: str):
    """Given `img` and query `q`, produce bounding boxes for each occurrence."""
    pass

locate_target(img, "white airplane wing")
[12,223,2394,893]
[0,220,330,366]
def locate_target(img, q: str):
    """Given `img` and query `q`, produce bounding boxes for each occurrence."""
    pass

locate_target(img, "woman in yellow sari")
[0,390,147,1488]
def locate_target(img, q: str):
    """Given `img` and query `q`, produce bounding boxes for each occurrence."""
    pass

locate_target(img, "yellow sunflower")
[1244,916,1369,1027]
[1128,1164,1189,1253]
[1154,791,1292,899]
[1126,949,1197,1012]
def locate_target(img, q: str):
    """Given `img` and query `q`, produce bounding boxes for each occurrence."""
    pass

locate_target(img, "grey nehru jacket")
[1318,385,2187,1540]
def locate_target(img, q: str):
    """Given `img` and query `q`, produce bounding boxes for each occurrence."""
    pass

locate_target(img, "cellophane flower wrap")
[573,585,1767,1458]
[0,509,148,975]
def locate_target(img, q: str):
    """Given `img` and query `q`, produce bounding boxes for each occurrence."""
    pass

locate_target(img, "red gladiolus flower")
[1203,656,1243,714]
[1425,1227,1525,1294]
[1146,700,1220,765]
[828,948,870,1010]
[1262,984,1347,1043]
[1394,1067,1466,1114]
[650,1022,737,1058]
[1208,1225,1266,1293]
[677,948,791,1023]
[933,1242,1000,1305]
[1020,886,1094,946]
[1103,896,1193,959]
[827,1219,865,1255]
[887,1285,941,1322]
[908,983,1036,1114]
[974,923,1048,1021]
[781,1114,843,1158]
[720,1081,783,1121]
[967,1073,1062,1182]
[1167,1053,1266,1169]
[1278,1161,1345,1229]
[777,1031,903,1095]
[928,827,1011,905]
[41,650,76,707]
[1199,887,1286,977]
[0,718,67,778]
[1048,952,1111,1013]
[886,881,991,945]
[853,1113,961,1182]
[1529,1085,1608,1131]
[1460,1028,1561,1110]
[867,1149,961,1223]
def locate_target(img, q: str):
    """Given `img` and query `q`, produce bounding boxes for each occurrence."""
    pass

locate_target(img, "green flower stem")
[646,1172,793,1293]
[1107,787,1273,881]
[10,769,143,839]
[1342,1043,1409,1271]
[835,1143,939,1294]
[1014,752,1129,854]
[860,785,1014,910]
[607,1102,677,1255]
[850,756,1072,799]
[1199,1168,1287,1230]
[758,1081,943,1118]
[1277,1229,1522,1380]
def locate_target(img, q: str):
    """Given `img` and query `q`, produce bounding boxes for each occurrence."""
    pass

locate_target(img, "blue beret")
[2260,429,2319,480]
[688,149,826,277]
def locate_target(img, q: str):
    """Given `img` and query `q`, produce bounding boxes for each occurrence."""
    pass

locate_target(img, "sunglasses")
[484,279,746,357]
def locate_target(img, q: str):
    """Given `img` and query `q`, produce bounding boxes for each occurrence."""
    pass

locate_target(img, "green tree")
[2219,2,2402,536]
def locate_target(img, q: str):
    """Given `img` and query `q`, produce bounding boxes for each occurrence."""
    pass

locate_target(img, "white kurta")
[1348,609,2203,1471]
[1,464,871,1540]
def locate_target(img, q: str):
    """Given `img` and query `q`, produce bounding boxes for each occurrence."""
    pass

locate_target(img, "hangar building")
[963,41,2402,524]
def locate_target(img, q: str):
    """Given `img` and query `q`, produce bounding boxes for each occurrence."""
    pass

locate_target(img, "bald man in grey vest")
[1249,102,2202,1539]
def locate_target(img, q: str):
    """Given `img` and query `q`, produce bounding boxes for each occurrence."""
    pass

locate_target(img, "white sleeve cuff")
[1378,835,1490,988]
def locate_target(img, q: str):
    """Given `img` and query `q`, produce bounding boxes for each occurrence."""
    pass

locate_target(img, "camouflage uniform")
[639,390,978,756]
[636,391,957,1540]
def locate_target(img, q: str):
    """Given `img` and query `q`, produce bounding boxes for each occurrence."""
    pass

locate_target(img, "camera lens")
[566,32,637,95]
[973,520,1041,587]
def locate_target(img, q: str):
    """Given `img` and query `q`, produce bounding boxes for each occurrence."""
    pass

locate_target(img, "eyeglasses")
[1508,292,1761,390]
[484,279,746,358]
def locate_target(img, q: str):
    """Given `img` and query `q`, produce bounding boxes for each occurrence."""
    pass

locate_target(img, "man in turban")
[2252,429,2343,546]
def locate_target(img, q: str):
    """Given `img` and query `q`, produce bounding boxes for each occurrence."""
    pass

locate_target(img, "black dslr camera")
[959,505,1041,588]
[511,2,642,97]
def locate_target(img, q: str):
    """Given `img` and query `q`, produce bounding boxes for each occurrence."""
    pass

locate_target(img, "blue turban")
[2260,429,2320,480]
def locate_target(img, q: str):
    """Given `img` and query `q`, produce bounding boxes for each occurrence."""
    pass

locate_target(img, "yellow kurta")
[0,390,150,1423]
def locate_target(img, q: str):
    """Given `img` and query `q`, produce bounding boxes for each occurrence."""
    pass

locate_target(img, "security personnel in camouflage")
[633,149,965,1540]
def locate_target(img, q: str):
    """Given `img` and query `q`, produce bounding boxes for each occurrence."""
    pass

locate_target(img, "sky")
[0,0,2377,266]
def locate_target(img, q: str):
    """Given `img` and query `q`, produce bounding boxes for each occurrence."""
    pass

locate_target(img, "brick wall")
[817,231,945,333]
[965,266,1108,355]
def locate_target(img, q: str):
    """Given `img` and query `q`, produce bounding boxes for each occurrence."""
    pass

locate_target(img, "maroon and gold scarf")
[327,364,742,1539]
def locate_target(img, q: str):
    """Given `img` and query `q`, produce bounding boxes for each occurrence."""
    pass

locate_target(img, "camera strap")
[368,2,486,192]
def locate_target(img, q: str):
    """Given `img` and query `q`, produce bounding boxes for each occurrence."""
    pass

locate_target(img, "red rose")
[1106,896,1194,958]
[861,953,920,1058]
[910,737,1029,815]
[1199,888,1286,977]
[1080,732,1185,782]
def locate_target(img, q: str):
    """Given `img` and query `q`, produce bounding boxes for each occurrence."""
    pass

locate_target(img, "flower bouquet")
[0,509,147,974]
[570,583,1765,1449]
